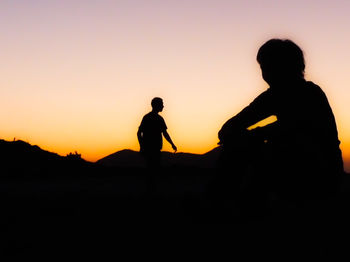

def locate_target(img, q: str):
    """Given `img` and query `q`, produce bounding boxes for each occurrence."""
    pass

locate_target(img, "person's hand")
[172,145,177,153]
[218,126,245,145]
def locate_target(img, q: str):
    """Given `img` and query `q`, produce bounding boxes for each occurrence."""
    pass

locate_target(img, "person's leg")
[210,131,267,220]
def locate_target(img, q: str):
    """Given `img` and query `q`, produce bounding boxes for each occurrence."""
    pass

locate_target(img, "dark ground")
[1,164,350,258]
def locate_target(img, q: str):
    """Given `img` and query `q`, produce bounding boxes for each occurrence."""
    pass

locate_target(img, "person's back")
[255,80,343,175]
[265,80,343,196]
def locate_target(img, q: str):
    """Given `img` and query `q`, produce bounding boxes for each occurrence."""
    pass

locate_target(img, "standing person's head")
[257,39,305,86]
[151,97,164,113]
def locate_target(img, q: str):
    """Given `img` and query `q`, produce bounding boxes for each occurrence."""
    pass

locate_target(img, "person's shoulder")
[141,112,154,122]
[305,80,323,90]
[261,88,272,96]
[143,111,154,118]
[305,81,326,96]
[143,112,164,121]
[304,81,332,106]
[250,89,272,104]
[156,114,166,123]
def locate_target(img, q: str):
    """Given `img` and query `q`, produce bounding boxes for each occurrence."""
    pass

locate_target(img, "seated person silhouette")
[218,39,344,200]
[137,97,177,167]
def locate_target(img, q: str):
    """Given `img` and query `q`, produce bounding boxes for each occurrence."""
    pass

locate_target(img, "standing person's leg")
[144,150,161,196]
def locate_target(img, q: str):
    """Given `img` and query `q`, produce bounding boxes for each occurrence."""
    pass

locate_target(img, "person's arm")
[249,121,280,142]
[137,127,143,148]
[218,90,273,144]
[137,117,145,152]
[163,130,177,152]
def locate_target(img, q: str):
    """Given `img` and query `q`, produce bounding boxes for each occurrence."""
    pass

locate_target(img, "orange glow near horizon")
[1,1,350,172]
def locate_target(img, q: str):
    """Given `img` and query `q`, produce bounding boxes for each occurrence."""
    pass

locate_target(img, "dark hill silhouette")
[1,138,350,256]
[96,147,222,168]
[0,139,89,174]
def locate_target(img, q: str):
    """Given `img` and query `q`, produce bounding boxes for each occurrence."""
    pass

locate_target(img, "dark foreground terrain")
[1,165,350,257]
[1,140,350,257]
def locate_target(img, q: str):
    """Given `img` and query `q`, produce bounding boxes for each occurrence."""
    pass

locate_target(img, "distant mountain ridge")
[0,139,88,173]
[1,138,349,175]
[0,138,222,170]
[96,147,222,168]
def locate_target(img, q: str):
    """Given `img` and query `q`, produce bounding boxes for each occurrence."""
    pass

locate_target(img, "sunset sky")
[1,0,350,171]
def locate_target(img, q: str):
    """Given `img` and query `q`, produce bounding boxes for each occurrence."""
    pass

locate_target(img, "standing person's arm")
[163,130,177,152]
[137,127,143,151]
[137,117,145,152]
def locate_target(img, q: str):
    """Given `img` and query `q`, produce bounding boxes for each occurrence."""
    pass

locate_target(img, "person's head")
[151,97,164,113]
[257,39,305,86]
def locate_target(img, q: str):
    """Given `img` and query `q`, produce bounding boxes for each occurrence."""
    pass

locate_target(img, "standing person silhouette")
[218,39,344,201]
[137,97,177,167]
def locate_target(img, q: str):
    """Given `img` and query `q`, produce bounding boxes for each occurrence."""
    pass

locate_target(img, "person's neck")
[270,77,305,91]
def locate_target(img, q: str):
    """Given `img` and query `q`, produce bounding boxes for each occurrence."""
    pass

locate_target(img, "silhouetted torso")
[139,112,167,152]
[219,79,343,199]
[226,79,343,174]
